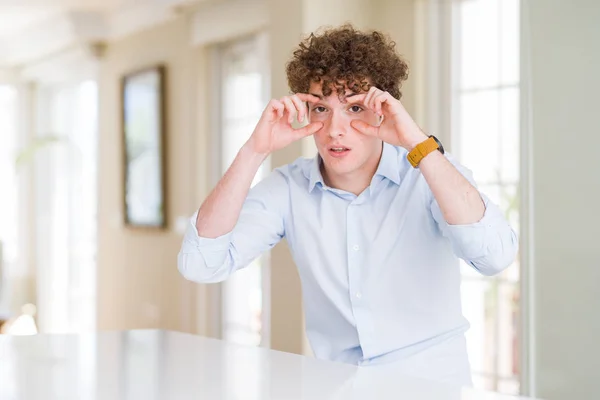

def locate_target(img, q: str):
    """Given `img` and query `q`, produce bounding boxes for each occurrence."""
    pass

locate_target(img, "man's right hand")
[245,94,323,155]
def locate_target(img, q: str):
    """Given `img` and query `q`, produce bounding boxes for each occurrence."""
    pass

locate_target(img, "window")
[34,80,98,333]
[451,0,521,394]
[0,85,19,314]
[216,33,270,348]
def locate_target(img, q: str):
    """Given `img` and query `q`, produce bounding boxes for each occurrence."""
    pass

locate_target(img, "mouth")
[327,146,351,158]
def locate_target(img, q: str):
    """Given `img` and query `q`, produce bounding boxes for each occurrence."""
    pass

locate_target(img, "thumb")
[351,119,379,137]
[294,122,323,139]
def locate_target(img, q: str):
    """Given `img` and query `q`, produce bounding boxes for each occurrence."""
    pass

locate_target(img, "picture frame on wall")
[121,65,167,229]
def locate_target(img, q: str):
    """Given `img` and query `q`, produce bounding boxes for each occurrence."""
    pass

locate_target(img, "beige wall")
[93,0,425,353]
[374,0,418,116]
[92,0,424,348]
[525,0,600,398]
[97,16,206,334]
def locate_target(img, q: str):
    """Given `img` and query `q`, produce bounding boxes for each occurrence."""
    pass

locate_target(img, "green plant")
[14,135,69,169]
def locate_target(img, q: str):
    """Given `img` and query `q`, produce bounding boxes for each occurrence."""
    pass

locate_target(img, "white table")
[0,330,536,399]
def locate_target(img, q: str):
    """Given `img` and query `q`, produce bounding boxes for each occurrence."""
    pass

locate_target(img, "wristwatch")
[407,135,445,168]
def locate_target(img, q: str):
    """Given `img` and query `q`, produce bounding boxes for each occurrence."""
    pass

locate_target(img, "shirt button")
[356,292,362,299]
[352,245,360,251]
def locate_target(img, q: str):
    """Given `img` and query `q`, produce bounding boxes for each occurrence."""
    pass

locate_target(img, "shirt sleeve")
[177,170,287,283]
[429,154,519,276]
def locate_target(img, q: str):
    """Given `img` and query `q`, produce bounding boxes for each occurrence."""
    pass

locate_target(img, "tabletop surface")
[0,329,536,400]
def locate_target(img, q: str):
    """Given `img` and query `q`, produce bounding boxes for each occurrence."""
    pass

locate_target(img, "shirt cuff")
[432,193,506,260]
[180,212,234,268]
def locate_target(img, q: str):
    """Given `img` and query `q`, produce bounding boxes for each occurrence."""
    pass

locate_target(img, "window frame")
[209,32,272,349]
[423,0,529,394]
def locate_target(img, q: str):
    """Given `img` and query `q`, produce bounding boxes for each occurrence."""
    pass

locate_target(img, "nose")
[328,111,347,138]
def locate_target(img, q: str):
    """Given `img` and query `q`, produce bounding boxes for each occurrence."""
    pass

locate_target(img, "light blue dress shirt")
[178,143,518,368]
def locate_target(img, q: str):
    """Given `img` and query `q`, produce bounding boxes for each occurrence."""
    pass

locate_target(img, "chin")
[321,156,358,175]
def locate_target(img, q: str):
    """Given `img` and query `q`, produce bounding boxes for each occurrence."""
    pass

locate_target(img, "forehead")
[308,81,357,103]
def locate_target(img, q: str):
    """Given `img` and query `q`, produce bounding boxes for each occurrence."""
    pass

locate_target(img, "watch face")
[429,135,445,154]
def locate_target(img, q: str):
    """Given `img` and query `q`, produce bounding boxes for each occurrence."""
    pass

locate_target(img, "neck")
[321,144,384,196]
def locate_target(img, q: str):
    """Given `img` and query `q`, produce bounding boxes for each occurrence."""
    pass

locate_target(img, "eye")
[312,106,327,113]
[349,105,363,113]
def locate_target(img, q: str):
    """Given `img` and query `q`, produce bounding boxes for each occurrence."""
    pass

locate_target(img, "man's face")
[307,81,383,178]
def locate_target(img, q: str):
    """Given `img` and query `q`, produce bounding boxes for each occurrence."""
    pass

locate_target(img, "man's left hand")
[348,87,428,151]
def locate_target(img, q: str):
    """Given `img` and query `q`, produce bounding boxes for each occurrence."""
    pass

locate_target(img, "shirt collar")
[306,142,401,193]
[307,155,324,193]
[374,142,401,186]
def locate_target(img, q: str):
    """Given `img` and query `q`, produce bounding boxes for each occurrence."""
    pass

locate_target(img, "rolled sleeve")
[180,212,233,267]
[430,155,519,276]
[177,170,287,283]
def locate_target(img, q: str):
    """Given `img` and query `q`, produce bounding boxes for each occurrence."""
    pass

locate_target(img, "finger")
[372,92,389,116]
[290,95,307,123]
[294,122,323,139]
[268,99,285,120]
[367,89,385,116]
[280,97,297,124]
[364,87,381,112]
[351,119,379,137]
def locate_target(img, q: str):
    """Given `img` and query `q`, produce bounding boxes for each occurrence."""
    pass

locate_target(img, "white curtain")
[34,81,98,333]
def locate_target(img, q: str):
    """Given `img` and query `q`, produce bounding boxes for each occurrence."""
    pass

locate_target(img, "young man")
[178,25,518,386]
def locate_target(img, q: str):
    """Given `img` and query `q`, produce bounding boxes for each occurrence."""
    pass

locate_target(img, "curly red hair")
[286,24,409,100]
